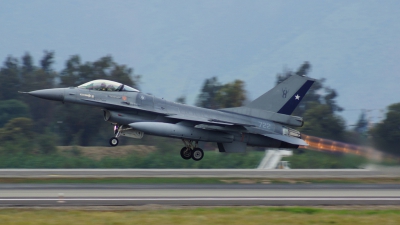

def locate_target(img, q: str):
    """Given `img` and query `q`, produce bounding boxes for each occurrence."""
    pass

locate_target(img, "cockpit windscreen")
[77,79,139,92]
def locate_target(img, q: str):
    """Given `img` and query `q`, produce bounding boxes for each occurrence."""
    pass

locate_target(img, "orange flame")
[301,134,364,156]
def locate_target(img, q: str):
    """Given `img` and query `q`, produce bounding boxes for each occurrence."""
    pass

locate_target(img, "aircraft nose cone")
[28,88,65,102]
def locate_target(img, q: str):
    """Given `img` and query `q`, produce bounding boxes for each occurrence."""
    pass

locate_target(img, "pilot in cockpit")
[100,82,107,91]
[78,80,140,92]
[107,84,115,91]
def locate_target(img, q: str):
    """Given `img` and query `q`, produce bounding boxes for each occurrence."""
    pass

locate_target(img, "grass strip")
[0,207,400,225]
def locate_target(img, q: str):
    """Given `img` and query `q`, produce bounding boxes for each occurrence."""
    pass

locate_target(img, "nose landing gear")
[180,139,204,161]
[110,137,119,146]
[109,124,122,147]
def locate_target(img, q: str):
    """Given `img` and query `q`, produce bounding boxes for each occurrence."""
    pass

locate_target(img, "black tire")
[180,147,192,160]
[109,137,119,147]
[192,148,204,161]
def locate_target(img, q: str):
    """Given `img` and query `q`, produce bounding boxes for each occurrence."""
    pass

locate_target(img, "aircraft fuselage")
[64,87,291,146]
[26,75,314,160]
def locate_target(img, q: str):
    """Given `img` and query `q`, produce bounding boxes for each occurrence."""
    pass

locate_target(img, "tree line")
[195,61,348,141]
[0,52,398,156]
[0,51,140,154]
[195,61,400,156]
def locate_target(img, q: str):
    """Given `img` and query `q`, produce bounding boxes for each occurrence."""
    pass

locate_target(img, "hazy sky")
[1,0,399,125]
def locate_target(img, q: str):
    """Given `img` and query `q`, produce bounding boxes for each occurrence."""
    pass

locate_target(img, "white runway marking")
[1,197,400,201]
[1,168,393,178]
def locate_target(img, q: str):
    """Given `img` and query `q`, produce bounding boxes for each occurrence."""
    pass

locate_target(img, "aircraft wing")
[262,133,308,146]
[82,99,170,115]
[194,123,307,146]
[166,114,255,127]
[207,118,255,127]
[84,98,256,127]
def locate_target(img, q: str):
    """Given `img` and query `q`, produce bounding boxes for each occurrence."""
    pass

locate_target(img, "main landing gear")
[180,139,204,161]
[109,124,122,147]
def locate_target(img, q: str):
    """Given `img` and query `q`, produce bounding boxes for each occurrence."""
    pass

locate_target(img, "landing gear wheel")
[192,148,204,161]
[180,147,192,160]
[109,137,119,147]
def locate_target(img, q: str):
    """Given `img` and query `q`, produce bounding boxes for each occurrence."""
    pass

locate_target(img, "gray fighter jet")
[24,74,315,161]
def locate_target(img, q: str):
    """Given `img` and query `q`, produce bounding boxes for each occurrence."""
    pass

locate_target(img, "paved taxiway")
[0,184,399,206]
[1,168,399,178]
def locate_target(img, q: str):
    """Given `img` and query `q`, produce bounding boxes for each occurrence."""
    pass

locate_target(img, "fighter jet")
[24,74,315,161]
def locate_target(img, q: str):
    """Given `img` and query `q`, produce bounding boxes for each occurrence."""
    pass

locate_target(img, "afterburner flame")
[301,134,363,156]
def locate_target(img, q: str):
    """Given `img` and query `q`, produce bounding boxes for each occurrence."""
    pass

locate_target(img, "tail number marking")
[258,122,272,130]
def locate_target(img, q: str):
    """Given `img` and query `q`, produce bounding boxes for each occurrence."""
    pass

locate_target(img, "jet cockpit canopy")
[77,79,139,92]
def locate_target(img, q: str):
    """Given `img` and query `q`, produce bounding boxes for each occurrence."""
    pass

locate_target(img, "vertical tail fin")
[246,75,315,115]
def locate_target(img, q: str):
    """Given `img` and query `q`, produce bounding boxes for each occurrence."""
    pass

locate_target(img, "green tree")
[196,77,247,109]
[40,51,54,72]
[300,104,346,141]
[59,55,140,88]
[0,52,58,133]
[18,52,57,133]
[36,130,58,155]
[215,80,247,108]
[0,52,143,147]
[56,55,140,146]
[295,61,311,76]
[175,96,186,104]
[371,103,400,155]
[275,62,343,117]
[0,117,35,142]
[324,87,343,113]
[339,111,370,145]
[55,104,110,146]
[196,77,222,109]
[0,117,58,155]
[22,52,34,74]
[354,111,369,138]
[0,100,31,127]
[0,56,21,100]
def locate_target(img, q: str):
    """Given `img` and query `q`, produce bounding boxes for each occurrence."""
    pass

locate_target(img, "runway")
[1,168,399,178]
[1,169,399,206]
[0,184,399,206]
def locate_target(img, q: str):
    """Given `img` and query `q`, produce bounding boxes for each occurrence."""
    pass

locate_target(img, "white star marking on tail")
[295,94,300,100]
